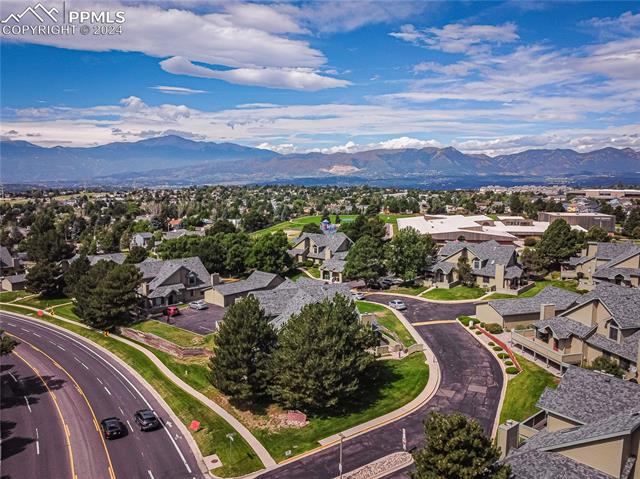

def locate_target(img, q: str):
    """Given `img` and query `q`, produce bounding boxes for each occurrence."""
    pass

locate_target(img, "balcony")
[511,330,583,366]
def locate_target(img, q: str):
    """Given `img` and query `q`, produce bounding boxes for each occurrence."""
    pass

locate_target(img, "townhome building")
[509,283,640,378]
[288,231,353,283]
[562,242,640,290]
[500,367,640,479]
[426,240,529,295]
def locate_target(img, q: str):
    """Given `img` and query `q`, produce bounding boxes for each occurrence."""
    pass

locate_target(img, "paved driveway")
[258,295,502,479]
[166,305,226,335]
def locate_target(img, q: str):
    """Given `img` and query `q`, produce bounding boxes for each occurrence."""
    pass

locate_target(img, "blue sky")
[1,0,639,155]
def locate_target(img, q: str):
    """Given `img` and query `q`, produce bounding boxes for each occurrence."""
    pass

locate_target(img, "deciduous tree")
[385,228,437,281]
[248,231,292,274]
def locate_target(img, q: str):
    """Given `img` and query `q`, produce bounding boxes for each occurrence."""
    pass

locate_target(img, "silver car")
[189,300,208,310]
[352,292,365,300]
[388,299,407,311]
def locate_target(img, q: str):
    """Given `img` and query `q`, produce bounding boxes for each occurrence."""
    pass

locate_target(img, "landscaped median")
[421,285,486,301]
[0,303,263,478]
[356,300,416,347]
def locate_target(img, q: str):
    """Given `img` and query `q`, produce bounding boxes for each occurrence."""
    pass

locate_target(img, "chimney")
[141,282,149,297]
[496,420,520,459]
[325,248,332,260]
[495,263,505,290]
[540,303,555,320]
[210,273,220,287]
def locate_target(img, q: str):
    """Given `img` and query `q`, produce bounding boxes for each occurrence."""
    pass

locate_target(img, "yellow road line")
[13,349,76,479]
[412,320,456,326]
[11,334,117,479]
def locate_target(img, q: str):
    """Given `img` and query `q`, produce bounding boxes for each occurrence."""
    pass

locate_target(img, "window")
[473,259,482,269]
[187,271,197,286]
[609,324,619,341]
[483,276,489,284]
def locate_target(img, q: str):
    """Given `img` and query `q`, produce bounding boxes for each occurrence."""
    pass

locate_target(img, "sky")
[1,0,639,156]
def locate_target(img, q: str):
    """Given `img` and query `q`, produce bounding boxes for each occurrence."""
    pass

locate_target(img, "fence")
[475,325,522,371]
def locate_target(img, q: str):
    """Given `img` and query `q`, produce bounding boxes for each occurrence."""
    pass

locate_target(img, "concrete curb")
[334,452,413,479]
[363,290,485,304]
[458,320,508,438]
[1,304,276,471]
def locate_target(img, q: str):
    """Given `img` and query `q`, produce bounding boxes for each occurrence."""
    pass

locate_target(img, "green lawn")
[388,285,429,296]
[486,280,581,300]
[131,320,215,350]
[0,291,29,303]
[499,354,559,423]
[14,294,72,310]
[422,286,486,301]
[3,304,262,477]
[356,301,416,347]
[306,267,321,279]
[283,268,304,282]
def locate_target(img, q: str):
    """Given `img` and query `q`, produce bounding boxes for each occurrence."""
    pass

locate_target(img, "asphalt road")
[0,312,205,479]
[258,295,502,479]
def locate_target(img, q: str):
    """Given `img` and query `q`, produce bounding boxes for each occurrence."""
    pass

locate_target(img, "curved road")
[0,312,205,479]
[258,295,503,479]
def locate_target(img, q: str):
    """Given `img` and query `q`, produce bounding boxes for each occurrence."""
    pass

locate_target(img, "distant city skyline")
[1,0,639,155]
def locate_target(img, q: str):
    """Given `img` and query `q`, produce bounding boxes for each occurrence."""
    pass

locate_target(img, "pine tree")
[412,412,510,479]
[0,329,19,356]
[623,208,640,237]
[457,257,475,287]
[344,235,386,285]
[63,254,91,297]
[26,261,63,298]
[537,219,579,268]
[269,294,377,412]
[209,296,277,402]
[125,246,148,264]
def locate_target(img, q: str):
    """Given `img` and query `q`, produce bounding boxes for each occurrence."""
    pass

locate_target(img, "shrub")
[475,330,482,335]
[514,324,528,331]
[479,322,486,328]
[488,341,495,347]
[492,346,503,352]
[304,259,314,268]
[505,367,519,374]
[504,360,513,366]
[497,353,509,359]
[484,323,504,334]
[458,316,474,327]
[523,237,537,247]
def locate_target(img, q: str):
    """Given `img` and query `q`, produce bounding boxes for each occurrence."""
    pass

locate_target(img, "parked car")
[388,299,407,311]
[134,409,162,432]
[370,279,391,290]
[165,306,180,317]
[100,417,127,440]
[352,292,365,300]
[189,300,208,310]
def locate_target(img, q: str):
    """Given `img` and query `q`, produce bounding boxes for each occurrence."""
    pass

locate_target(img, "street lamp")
[226,432,235,458]
[338,433,345,479]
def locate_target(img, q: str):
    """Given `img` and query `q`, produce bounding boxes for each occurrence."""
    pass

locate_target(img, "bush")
[514,324,528,331]
[505,367,519,374]
[304,259,315,268]
[479,322,486,328]
[488,341,495,347]
[504,360,513,366]
[497,353,509,359]
[475,330,482,335]
[484,323,504,334]
[492,346,503,352]
[523,237,537,247]
[458,316,474,327]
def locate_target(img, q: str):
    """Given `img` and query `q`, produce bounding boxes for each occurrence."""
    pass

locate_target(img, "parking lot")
[166,304,226,335]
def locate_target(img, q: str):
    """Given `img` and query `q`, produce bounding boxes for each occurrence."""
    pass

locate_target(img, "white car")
[189,300,208,310]
[352,292,365,300]
[388,299,407,311]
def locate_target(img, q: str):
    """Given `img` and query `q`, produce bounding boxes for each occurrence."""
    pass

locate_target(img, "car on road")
[100,417,127,440]
[165,305,180,317]
[134,409,162,432]
[352,292,365,300]
[188,300,208,310]
[388,299,407,311]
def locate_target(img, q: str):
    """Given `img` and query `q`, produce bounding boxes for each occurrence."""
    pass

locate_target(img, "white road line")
[36,440,40,455]
[8,323,16,326]
[103,386,111,396]
[48,340,57,346]
[35,428,39,439]
[8,372,18,382]
[119,406,125,415]
[24,396,32,412]
[32,332,42,338]
[96,378,103,384]
[20,328,30,332]
[57,345,66,351]
[147,471,155,479]
[127,420,134,432]
[73,357,89,370]
[3,313,193,474]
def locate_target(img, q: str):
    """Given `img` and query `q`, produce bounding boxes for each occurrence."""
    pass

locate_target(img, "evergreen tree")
[340,215,386,242]
[385,228,437,281]
[248,231,292,274]
[0,329,18,356]
[586,225,610,243]
[412,412,510,479]
[125,246,148,264]
[301,222,322,234]
[209,297,277,402]
[623,208,640,237]
[457,257,475,287]
[63,254,91,297]
[75,261,142,330]
[536,219,579,269]
[24,210,73,262]
[207,219,237,235]
[520,247,546,278]
[586,356,625,378]
[270,295,377,412]
[26,261,63,298]
[344,235,386,285]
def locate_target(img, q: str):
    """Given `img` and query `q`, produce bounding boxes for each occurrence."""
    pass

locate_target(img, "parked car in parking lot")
[100,417,127,440]
[189,300,208,310]
[352,292,365,300]
[134,409,162,432]
[388,299,407,311]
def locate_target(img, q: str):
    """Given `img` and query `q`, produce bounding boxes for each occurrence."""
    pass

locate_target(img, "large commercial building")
[538,212,616,232]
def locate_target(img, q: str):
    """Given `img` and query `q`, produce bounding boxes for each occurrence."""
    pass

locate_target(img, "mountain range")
[2,135,640,185]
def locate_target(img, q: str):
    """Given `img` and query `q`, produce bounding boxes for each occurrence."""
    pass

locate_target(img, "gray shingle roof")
[505,449,615,479]
[488,286,580,317]
[439,240,516,265]
[533,316,595,340]
[536,366,640,424]
[136,257,210,292]
[320,251,348,273]
[591,242,640,261]
[585,329,640,362]
[576,283,640,329]
[79,253,127,265]
[592,267,640,280]
[3,273,26,284]
[214,271,280,296]
[0,246,18,269]
[291,231,352,260]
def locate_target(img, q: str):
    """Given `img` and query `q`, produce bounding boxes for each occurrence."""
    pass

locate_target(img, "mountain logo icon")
[1,3,59,23]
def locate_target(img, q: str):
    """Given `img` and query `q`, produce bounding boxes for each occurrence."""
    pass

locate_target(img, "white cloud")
[583,11,640,39]
[256,142,297,154]
[391,22,518,53]
[150,85,206,95]
[159,56,349,91]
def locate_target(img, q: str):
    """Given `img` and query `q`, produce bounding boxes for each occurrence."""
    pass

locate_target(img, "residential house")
[168,218,183,230]
[130,232,154,249]
[0,246,23,276]
[162,228,204,241]
[427,240,528,295]
[72,253,127,266]
[510,283,640,377]
[136,257,211,313]
[476,286,581,329]
[1,273,26,292]
[289,231,353,283]
[500,367,640,479]
[251,278,351,329]
[562,242,640,290]
[205,270,284,307]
